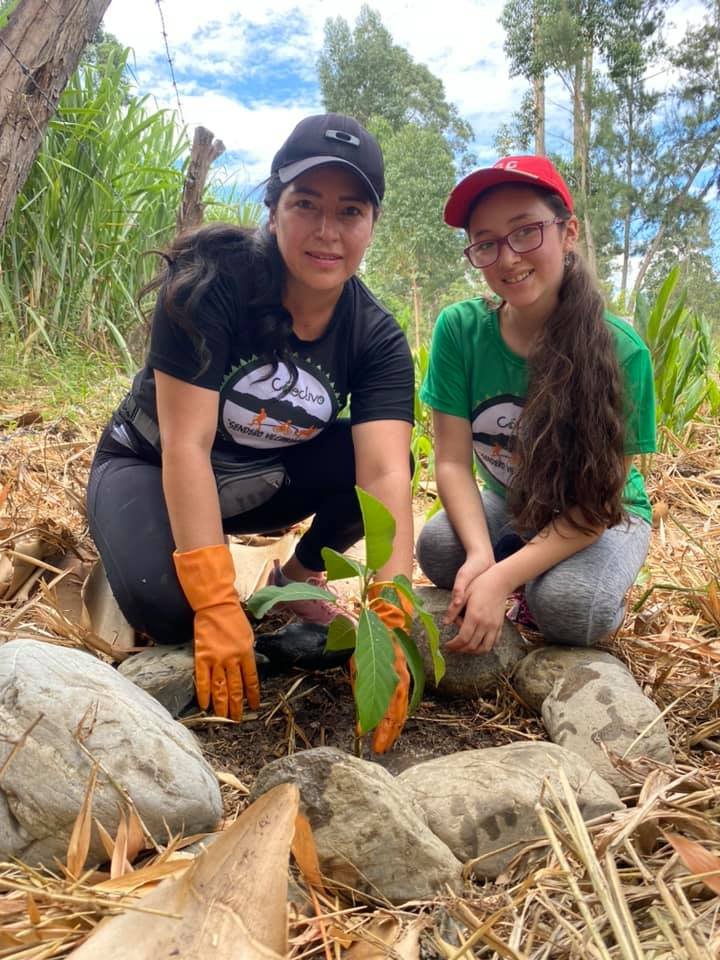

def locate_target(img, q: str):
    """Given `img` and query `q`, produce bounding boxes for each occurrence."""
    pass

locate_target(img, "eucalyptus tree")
[318,4,473,160]
[318,4,476,339]
[363,121,470,349]
[630,1,720,297]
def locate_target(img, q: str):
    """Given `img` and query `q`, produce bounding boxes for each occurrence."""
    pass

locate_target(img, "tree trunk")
[620,92,633,305]
[411,274,421,353]
[632,142,720,297]
[177,127,226,235]
[534,72,545,155]
[0,0,111,236]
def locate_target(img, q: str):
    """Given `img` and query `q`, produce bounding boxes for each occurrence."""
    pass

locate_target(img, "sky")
[103,0,712,202]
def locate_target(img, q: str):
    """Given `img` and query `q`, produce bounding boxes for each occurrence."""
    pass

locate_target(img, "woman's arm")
[352,419,413,582]
[155,370,223,550]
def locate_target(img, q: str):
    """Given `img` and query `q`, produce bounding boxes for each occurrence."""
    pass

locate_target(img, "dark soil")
[195,662,546,811]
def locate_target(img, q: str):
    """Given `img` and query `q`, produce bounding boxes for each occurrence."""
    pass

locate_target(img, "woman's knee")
[416,511,464,589]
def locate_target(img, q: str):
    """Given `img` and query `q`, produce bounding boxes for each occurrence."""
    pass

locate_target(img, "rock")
[540,651,674,794]
[0,639,222,867]
[398,741,623,878]
[251,747,463,903]
[118,645,195,717]
[411,587,528,698]
[513,646,623,713]
[254,623,352,673]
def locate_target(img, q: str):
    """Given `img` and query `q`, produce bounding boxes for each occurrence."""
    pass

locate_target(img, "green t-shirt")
[420,298,656,524]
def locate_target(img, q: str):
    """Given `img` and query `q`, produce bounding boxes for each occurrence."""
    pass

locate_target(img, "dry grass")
[0,404,718,958]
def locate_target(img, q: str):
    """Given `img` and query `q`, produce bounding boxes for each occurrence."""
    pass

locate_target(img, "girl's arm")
[433,410,496,618]
[447,456,635,653]
[155,370,223,549]
[352,419,413,582]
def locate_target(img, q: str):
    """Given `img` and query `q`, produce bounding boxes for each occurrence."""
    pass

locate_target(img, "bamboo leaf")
[66,764,98,878]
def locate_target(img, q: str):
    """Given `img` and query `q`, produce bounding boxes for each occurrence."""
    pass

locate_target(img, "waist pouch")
[119,393,287,518]
[210,451,286,518]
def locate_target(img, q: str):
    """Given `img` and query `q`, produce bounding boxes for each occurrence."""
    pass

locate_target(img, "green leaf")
[395,629,425,715]
[418,608,445,685]
[246,583,338,620]
[356,486,395,572]
[353,608,397,734]
[392,573,426,609]
[325,615,357,652]
[321,547,367,582]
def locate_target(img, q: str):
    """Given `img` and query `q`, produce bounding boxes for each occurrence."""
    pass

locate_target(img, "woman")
[417,156,656,654]
[87,114,414,744]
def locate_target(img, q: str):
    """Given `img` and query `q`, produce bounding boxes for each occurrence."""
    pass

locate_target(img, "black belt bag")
[210,451,286,518]
[119,394,287,518]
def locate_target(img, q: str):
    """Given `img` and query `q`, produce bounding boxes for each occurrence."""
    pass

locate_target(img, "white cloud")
[103,0,712,188]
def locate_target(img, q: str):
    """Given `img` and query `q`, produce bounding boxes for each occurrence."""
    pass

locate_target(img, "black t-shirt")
[120,269,413,460]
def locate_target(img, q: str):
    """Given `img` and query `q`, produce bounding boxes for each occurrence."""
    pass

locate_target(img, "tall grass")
[0,50,186,370]
[635,267,720,448]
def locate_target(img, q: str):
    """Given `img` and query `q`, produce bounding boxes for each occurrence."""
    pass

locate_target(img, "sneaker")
[266,559,355,627]
[507,588,539,631]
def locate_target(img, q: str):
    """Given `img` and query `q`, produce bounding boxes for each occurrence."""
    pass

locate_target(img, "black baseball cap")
[270,113,385,206]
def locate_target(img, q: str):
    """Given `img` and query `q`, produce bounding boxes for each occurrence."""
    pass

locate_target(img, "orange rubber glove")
[173,543,260,721]
[366,582,414,753]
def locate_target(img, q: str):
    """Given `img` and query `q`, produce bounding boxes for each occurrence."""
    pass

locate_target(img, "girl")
[87,114,414,742]
[417,156,655,654]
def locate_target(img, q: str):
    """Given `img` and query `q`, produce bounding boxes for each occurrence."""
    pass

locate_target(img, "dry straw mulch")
[0,407,718,959]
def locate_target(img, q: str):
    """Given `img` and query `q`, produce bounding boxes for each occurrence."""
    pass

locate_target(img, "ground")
[1,396,719,957]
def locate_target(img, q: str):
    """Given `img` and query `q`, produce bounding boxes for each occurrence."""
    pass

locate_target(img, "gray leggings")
[416,490,651,647]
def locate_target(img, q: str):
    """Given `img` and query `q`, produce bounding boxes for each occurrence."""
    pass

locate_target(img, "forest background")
[0,0,718,452]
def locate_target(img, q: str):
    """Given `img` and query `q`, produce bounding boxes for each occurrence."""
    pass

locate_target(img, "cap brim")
[277,156,381,206]
[444,168,545,228]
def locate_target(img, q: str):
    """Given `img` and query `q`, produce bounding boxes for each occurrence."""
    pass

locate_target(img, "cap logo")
[325,129,360,148]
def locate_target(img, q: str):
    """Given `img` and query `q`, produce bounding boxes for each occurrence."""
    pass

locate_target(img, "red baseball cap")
[444,155,574,228]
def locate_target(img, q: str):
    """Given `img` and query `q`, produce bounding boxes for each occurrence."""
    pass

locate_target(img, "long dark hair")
[139,174,296,386]
[503,190,627,535]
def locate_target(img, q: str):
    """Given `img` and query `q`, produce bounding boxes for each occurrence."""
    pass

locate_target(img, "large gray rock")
[251,747,463,904]
[540,651,674,794]
[118,644,195,717]
[412,586,528,698]
[0,639,222,867]
[398,742,623,878]
[513,646,623,713]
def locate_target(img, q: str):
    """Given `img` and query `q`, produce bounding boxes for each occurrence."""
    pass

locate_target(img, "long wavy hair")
[493,188,627,535]
[138,175,299,388]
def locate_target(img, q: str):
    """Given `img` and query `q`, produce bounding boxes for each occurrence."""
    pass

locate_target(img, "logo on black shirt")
[219,358,339,449]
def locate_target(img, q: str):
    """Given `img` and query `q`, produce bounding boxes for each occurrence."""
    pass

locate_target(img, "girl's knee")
[527,580,624,647]
[415,513,462,590]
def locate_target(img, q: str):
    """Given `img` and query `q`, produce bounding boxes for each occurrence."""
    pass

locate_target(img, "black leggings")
[86,420,362,644]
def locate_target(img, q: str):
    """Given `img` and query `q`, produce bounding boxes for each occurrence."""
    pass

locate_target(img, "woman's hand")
[444,565,510,655]
[445,548,496,624]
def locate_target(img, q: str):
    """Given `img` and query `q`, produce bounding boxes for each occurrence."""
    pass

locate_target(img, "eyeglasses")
[464,218,565,268]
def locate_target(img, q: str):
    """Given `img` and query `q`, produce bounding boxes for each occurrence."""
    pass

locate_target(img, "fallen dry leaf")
[69,783,299,959]
[66,765,98,879]
[292,812,324,892]
[664,831,720,896]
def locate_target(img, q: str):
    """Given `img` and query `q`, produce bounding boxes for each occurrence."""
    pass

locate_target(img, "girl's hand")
[444,566,510,655]
[445,549,495,624]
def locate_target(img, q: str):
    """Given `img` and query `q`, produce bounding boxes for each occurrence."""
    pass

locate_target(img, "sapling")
[246,486,445,745]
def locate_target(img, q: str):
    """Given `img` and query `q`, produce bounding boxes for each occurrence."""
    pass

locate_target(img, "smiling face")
[268,165,376,303]
[467,184,578,320]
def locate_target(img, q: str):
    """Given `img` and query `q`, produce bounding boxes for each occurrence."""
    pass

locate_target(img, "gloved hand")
[173,543,260,721]
[366,581,414,753]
